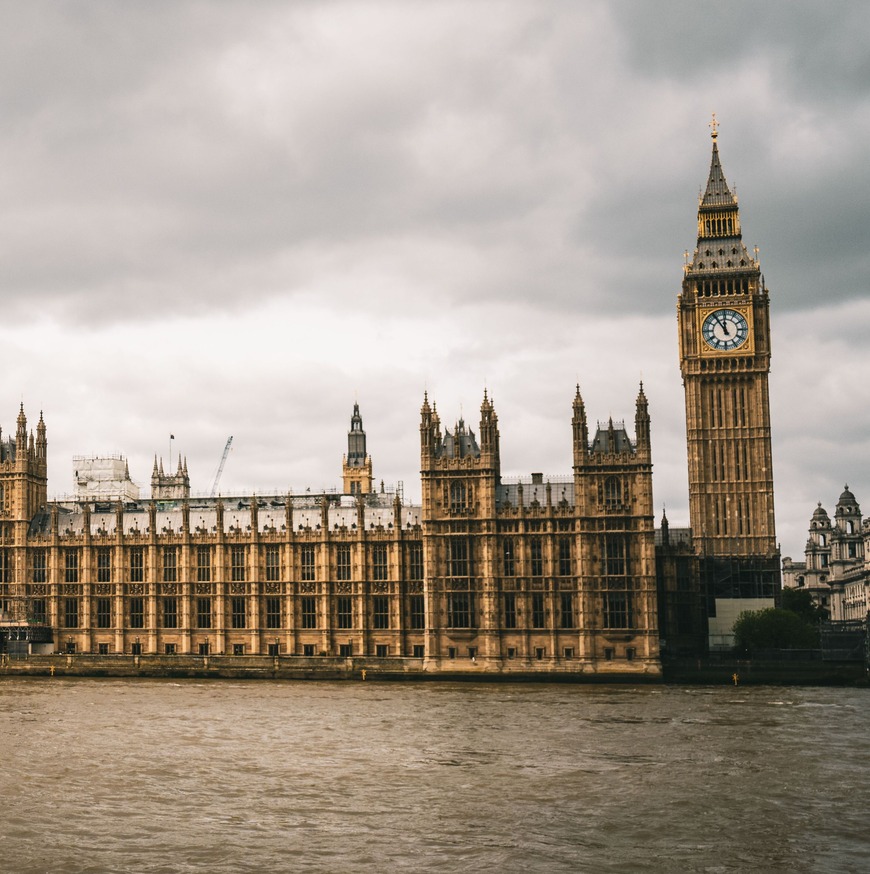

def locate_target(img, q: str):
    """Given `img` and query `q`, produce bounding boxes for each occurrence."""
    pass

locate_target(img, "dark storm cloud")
[0,1,867,558]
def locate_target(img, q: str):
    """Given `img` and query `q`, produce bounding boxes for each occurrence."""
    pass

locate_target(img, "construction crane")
[210,436,233,497]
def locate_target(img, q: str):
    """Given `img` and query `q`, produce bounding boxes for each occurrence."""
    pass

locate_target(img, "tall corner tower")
[342,403,373,495]
[0,405,48,622]
[0,405,48,530]
[678,120,779,598]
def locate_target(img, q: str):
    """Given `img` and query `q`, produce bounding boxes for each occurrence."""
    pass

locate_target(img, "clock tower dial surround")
[678,125,779,597]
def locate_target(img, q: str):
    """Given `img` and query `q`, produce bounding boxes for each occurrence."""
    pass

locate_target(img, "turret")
[36,412,47,460]
[635,382,650,452]
[572,385,589,466]
[342,402,373,495]
[478,390,500,462]
[15,404,27,453]
[420,392,444,461]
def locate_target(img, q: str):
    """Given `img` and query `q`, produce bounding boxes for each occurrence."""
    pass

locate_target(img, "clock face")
[701,308,749,351]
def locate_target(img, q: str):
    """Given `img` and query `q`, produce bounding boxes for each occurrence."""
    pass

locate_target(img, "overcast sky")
[1,1,868,558]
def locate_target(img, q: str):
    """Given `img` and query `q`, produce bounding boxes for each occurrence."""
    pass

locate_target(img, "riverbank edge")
[1,654,867,685]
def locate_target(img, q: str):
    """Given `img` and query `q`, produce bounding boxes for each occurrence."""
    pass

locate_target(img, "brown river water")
[0,679,867,873]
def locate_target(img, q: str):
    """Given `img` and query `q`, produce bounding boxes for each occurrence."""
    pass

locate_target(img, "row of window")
[22,543,424,585]
[39,594,425,631]
[40,591,634,631]
[16,535,636,584]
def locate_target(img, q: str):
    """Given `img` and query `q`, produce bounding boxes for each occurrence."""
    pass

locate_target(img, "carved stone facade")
[0,392,660,677]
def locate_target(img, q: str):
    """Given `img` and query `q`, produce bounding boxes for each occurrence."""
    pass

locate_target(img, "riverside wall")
[0,653,866,685]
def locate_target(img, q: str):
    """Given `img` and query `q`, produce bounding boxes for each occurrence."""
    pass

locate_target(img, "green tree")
[733,607,820,654]
[781,586,827,623]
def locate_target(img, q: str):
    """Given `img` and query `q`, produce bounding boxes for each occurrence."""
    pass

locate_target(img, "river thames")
[0,679,867,873]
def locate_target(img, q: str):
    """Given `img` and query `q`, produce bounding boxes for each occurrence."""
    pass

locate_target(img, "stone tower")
[151,456,190,500]
[678,121,779,599]
[419,391,501,661]
[572,385,659,666]
[0,405,48,620]
[342,402,373,495]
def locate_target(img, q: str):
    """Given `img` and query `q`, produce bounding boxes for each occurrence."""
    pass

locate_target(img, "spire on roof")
[701,135,737,209]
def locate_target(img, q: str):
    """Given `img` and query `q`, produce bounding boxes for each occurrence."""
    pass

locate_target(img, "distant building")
[783,486,869,622]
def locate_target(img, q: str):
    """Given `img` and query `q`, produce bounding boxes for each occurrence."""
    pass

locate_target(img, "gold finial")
[709,113,719,139]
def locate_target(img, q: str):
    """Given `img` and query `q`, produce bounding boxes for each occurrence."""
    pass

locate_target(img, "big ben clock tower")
[678,119,779,603]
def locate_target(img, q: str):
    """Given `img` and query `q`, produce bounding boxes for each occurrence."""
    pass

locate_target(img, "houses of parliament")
[0,128,781,677]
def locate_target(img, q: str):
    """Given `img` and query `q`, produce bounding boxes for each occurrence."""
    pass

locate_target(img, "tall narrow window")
[130,548,144,583]
[408,543,423,581]
[129,597,144,629]
[560,592,574,628]
[530,538,543,577]
[503,592,517,629]
[558,538,572,577]
[230,597,246,629]
[31,549,47,584]
[64,598,79,628]
[300,596,317,629]
[162,597,178,629]
[231,545,246,582]
[604,476,622,509]
[448,539,472,578]
[96,597,112,629]
[65,549,79,584]
[162,548,177,583]
[603,592,632,629]
[336,596,353,629]
[0,549,12,583]
[448,591,475,628]
[265,596,281,629]
[409,594,425,629]
[372,545,388,581]
[336,544,352,581]
[196,597,212,629]
[531,593,546,628]
[30,598,47,624]
[604,536,628,576]
[197,546,211,582]
[265,545,281,582]
[301,546,316,582]
[502,539,515,577]
[97,548,112,583]
[372,595,389,629]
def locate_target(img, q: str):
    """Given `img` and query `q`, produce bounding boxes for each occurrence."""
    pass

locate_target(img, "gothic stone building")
[0,126,783,670]
[0,388,660,677]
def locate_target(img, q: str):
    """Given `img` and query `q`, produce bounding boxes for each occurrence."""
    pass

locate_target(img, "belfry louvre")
[0,389,661,677]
